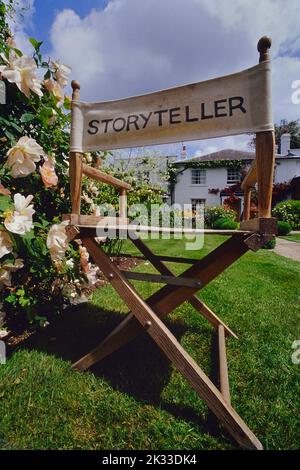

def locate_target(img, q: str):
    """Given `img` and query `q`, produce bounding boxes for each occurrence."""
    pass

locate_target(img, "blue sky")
[13,0,300,158]
[24,1,109,52]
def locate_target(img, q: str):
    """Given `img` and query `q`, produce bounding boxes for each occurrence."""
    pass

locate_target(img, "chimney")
[181,145,187,160]
[280,133,291,155]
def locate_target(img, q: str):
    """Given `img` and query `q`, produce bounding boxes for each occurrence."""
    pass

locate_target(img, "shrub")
[213,218,238,230]
[262,239,276,249]
[205,206,236,227]
[272,200,300,229]
[277,221,292,236]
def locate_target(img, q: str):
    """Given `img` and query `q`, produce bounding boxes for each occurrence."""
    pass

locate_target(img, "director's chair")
[63,37,277,450]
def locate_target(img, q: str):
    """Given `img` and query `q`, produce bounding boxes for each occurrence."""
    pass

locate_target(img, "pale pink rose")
[0,50,43,98]
[40,159,58,188]
[44,78,64,107]
[51,61,71,87]
[0,184,11,196]
[46,221,69,262]
[6,37,16,48]
[44,78,54,92]
[6,136,45,178]
[79,246,90,273]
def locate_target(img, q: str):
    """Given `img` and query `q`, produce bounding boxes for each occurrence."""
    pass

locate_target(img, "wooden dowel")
[218,325,231,405]
[256,37,275,219]
[256,131,275,218]
[70,80,83,214]
[257,36,272,63]
[82,164,131,190]
[243,186,252,221]
[119,188,127,218]
[69,152,83,214]
[120,270,202,288]
[241,160,257,190]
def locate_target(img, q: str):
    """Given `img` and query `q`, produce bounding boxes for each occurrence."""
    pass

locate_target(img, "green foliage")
[212,217,238,230]
[276,119,300,152]
[272,200,300,229]
[262,238,276,250]
[204,206,237,228]
[0,2,89,323]
[0,2,166,325]
[277,221,292,236]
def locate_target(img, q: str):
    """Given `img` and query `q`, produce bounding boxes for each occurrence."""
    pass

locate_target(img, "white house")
[171,133,300,212]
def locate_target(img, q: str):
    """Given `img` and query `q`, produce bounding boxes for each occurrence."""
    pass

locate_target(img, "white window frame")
[227,168,241,184]
[191,198,206,213]
[191,169,206,185]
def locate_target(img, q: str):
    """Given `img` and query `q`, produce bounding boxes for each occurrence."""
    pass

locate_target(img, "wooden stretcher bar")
[120,270,202,287]
[62,216,252,235]
[117,253,198,264]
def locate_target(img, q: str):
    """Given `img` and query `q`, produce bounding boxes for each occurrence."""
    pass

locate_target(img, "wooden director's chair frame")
[63,37,277,450]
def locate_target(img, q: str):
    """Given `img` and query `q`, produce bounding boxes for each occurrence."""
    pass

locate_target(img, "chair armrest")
[82,164,131,190]
[241,160,257,190]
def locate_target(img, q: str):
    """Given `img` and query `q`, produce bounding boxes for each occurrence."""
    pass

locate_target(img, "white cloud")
[6,0,35,55]
[192,135,251,158]
[48,0,300,156]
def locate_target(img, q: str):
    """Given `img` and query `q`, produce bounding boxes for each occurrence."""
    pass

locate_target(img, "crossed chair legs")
[72,232,264,450]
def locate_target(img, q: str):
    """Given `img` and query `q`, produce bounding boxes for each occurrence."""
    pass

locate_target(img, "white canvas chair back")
[69,36,275,223]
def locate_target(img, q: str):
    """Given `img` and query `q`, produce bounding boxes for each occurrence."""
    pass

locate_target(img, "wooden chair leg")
[218,325,231,405]
[73,234,248,371]
[74,236,262,449]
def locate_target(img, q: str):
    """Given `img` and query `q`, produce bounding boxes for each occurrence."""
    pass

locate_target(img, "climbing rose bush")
[0,1,88,326]
[0,1,165,330]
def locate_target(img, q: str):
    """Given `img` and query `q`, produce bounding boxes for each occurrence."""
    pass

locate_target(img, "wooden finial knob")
[257,36,272,62]
[71,80,80,100]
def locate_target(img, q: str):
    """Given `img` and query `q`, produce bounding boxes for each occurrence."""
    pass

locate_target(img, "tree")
[275,119,300,152]
[248,119,300,152]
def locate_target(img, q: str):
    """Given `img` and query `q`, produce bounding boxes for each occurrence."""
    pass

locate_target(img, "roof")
[173,148,300,165]
[174,149,255,164]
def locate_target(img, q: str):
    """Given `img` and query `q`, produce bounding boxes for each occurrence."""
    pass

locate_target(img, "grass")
[281,233,300,243]
[0,235,299,450]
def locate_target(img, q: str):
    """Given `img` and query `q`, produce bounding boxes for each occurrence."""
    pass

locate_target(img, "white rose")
[46,221,69,262]
[0,258,24,287]
[0,50,43,98]
[86,265,98,285]
[51,61,71,87]
[4,194,35,235]
[6,136,45,178]
[0,230,13,258]
[66,258,74,269]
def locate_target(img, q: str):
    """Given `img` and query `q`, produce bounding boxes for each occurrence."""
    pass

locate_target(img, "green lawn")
[281,233,300,243]
[0,235,299,450]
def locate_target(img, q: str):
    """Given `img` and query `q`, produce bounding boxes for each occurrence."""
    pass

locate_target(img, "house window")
[191,169,206,184]
[227,168,241,184]
[191,198,206,213]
